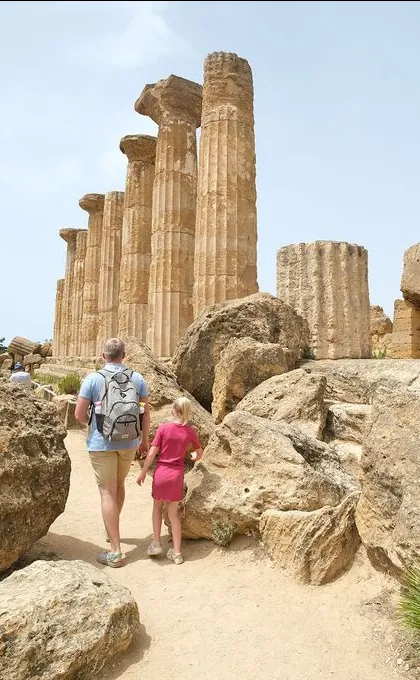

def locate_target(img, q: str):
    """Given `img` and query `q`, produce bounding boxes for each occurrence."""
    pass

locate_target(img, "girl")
[137,396,203,564]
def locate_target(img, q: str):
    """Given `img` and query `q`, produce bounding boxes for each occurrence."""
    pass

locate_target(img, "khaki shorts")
[89,449,137,486]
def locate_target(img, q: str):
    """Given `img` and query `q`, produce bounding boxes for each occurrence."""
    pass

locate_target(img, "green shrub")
[211,520,234,547]
[373,348,387,359]
[57,373,81,396]
[399,568,420,631]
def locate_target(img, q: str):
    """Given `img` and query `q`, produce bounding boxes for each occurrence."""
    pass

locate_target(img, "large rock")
[181,411,348,540]
[52,394,85,430]
[123,339,214,446]
[325,403,370,444]
[0,560,139,679]
[237,368,327,439]
[260,492,360,585]
[8,336,36,358]
[23,353,43,368]
[173,292,309,411]
[370,305,393,357]
[301,358,420,404]
[0,380,70,572]
[212,337,289,424]
[356,385,420,578]
[401,243,420,307]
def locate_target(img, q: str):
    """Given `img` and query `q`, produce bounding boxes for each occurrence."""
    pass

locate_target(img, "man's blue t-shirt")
[79,363,148,452]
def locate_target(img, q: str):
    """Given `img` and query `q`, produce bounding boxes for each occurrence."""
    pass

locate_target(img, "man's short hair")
[103,338,125,362]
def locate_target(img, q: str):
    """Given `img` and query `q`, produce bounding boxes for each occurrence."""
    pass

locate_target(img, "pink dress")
[151,422,201,501]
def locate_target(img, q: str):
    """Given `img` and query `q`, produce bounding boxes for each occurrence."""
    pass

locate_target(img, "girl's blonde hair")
[173,396,191,425]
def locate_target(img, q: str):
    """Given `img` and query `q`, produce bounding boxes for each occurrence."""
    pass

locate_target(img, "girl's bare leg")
[152,500,163,546]
[167,501,182,554]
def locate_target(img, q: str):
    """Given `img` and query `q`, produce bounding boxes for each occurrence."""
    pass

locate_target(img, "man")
[9,362,31,386]
[75,338,150,568]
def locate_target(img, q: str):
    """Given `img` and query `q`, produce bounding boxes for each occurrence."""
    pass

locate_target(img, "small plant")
[399,568,420,631]
[57,373,81,396]
[211,520,234,547]
[373,347,387,359]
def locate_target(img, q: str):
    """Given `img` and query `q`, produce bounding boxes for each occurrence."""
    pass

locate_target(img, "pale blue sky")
[1,0,420,344]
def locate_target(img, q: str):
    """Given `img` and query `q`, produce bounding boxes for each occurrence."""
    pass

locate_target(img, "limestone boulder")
[401,243,420,307]
[0,352,11,367]
[0,380,70,572]
[325,403,370,444]
[370,305,393,356]
[356,385,420,578]
[236,369,327,439]
[173,292,309,411]
[260,492,360,585]
[123,338,214,446]
[8,336,36,358]
[212,337,289,423]
[0,560,139,680]
[52,394,85,430]
[181,411,348,540]
[301,358,420,404]
[23,353,43,368]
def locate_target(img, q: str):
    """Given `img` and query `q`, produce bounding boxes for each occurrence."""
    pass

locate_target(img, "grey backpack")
[95,368,142,441]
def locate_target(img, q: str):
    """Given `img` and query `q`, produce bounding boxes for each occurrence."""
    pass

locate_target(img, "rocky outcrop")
[212,337,289,423]
[356,385,420,578]
[0,381,70,572]
[236,369,327,439]
[173,292,308,411]
[325,403,370,444]
[260,493,360,585]
[301,358,420,404]
[370,305,392,356]
[388,299,420,359]
[0,560,139,680]
[401,243,420,307]
[181,411,348,540]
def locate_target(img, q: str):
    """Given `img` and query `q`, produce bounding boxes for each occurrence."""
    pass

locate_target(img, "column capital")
[79,193,105,214]
[135,75,202,128]
[59,227,85,244]
[119,134,157,162]
[203,52,253,112]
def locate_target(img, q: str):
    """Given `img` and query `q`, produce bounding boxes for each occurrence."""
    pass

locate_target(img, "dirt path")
[41,431,407,680]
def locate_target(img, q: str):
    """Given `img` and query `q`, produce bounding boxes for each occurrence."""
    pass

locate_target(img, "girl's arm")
[191,446,204,462]
[136,445,159,485]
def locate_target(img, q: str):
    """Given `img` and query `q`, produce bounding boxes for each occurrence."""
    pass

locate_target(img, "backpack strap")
[88,369,112,425]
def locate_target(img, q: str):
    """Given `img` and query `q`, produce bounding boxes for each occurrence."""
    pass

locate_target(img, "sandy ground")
[39,430,410,680]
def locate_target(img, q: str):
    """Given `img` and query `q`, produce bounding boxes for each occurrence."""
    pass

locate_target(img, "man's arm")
[75,396,90,425]
[139,397,150,454]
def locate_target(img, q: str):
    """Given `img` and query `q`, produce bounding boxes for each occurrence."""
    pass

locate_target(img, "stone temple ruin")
[52,50,420,362]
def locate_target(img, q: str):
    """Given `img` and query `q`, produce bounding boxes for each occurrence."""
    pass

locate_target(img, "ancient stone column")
[52,279,64,357]
[60,228,83,356]
[388,299,420,358]
[96,191,124,354]
[118,135,157,340]
[79,194,105,357]
[135,75,202,356]
[276,241,371,359]
[68,230,87,357]
[193,52,258,317]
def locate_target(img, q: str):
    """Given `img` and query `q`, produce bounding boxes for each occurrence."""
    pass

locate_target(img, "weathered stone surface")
[260,492,360,585]
[59,229,84,357]
[193,52,258,316]
[173,292,309,411]
[0,352,11,367]
[8,336,36,358]
[388,299,420,359]
[181,411,347,540]
[277,241,371,359]
[39,342,52,358]
[370,305,393,356]
[356,385,420,578]
[136,75,202,357]
[79,193,105,358]
[330,442,363,484]
[118,135,156,341]
[96,191,124,354]
[69,229,87,356]
[23,353,43,367]
[325,403,370,444]
[401,243,420,307]
[0,560,140,680]
[301,358,420,403]
[0,381,70,571]
[116,339,214,446]
[52,279,64,357]
[212,337,289,423]
[237,368,327,439]
[52,394,84,431]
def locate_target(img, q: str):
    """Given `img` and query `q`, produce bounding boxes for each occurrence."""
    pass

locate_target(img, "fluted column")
[80,194,105,357]
[68,230,87,356]
[135,75,202,356]
[59,228,83,356]
[193,52,258,316]
[52,279,64,357]
[96,191,124,354]
[277,241,371,359]
[118,135,157,340]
